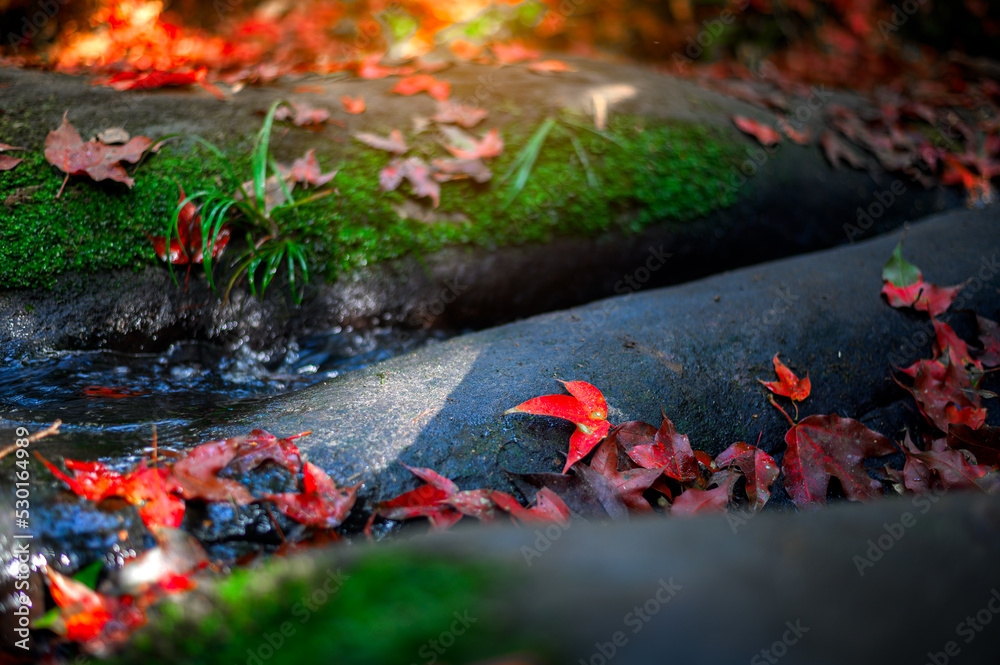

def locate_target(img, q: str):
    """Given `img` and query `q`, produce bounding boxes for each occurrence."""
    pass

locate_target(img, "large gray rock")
[210,205,1000,504]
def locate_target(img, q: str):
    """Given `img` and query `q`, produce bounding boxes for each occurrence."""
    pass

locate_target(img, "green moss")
[0,114,742,290]
[112,552,543,665]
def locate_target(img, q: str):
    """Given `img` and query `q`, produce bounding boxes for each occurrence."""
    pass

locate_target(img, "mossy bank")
[0,111,741,290]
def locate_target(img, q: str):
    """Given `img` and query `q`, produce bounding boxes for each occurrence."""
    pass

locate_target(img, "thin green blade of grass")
[569,133,597,188]
[499,117,556,210]
[253,101,286,215]
[200,197,237,289]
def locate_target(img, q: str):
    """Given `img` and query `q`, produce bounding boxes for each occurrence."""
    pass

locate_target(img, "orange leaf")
[340,95,366,114]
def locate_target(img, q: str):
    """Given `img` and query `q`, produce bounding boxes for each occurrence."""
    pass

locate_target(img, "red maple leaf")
[36,456,126,502]
[489,488,571,525]
[46,569,144,646]
[899,434,991,493]
[669,474,733,517]
[264,462,358,530]
[759,353,811,402]
[894,359,986,432]
[947,424,1000,468]
[97,68,224,99]
[782,415,896,507]
[778,117,811,145]
[172,437,255,505]
[506,380,612,473]
[880,241,962,318]
[37,454,184,528]
[391,74,451,101]
[44,111,154,197]
[623,416,700,483]
[120,462,186,528]
[732,115,781,146]
[373,465,463,531]
[148,185,230,265]
[355,54,414,80]
[714,441,780,511]
[445,489,501,522]
[226,429,305,475]
[933,320,979,372]
[588,435,665,513]
[82,386,150,398]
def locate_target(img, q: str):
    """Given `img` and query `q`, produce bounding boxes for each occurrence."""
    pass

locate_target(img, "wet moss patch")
[115,551,539,665]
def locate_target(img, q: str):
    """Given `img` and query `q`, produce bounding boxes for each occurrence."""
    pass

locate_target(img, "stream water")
[0,326,450,458]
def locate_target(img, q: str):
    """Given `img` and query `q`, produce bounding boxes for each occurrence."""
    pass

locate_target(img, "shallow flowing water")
[0,326,450,458]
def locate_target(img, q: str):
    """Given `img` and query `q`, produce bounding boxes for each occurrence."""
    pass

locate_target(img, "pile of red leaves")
[495,240,999,518]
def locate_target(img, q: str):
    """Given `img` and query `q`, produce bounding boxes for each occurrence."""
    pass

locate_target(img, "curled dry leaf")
[624,416,700,483]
